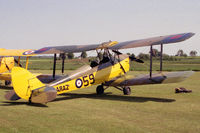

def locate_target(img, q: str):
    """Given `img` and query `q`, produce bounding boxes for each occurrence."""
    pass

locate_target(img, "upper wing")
[109,32,195,50]
[23,44,101,55]
[8,32,195,55]
[0,49,35,56]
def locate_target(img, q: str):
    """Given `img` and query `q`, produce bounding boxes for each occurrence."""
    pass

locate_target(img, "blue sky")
[0,0,199,55]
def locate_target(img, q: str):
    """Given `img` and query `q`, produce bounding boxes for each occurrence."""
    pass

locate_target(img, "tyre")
[96,85,104,95]
[5,80,11,86]
[123,86,131,95]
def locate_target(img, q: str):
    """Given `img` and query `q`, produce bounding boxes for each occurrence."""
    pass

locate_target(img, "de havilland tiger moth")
[0,32,195,104]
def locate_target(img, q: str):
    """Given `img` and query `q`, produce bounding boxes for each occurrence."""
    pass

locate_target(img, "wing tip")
[185,32,195,38]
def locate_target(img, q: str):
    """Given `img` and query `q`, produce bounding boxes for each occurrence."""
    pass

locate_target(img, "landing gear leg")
[123,86,131,95]
[5,80,11,86]
[96,85,104,95]
[28,93,33,105]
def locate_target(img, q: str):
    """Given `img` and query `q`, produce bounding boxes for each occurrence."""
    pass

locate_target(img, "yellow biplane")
[0,49,34,85]
[1,32,195,104]
[0,49,61,85]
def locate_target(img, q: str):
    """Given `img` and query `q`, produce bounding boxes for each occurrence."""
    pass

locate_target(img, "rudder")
[11,67,57,103]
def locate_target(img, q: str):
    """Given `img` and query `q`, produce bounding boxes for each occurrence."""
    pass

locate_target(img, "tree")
[59,53,66,60]
[67,52,74,59]
[162,54,170,60]
[127,53,131,56]
[81,51,87,58]
[190,50,197,57]
[150,49,159,57]
[176,49,184,56]
[183,53,187,57]
[138,53,150,60]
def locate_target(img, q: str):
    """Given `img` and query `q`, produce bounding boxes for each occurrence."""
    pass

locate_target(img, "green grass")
[0,71,200,133]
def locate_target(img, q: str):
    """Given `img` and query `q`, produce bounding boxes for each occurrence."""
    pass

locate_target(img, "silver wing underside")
[105,71,194,86]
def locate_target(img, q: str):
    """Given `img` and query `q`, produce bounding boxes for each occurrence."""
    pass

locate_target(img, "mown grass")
[0,71,200,133]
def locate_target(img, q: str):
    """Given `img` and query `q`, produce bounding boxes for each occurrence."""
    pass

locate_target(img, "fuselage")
[50,54,131,94]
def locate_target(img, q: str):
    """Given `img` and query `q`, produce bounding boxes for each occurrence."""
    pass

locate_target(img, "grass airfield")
[0,71,200,133]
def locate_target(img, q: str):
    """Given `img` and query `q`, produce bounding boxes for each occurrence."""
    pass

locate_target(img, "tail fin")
[11,67,57,103]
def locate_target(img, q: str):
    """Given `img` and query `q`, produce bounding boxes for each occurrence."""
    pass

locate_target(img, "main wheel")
[5,80,11,86]
[96,85,104,95]
[123,86,131,95]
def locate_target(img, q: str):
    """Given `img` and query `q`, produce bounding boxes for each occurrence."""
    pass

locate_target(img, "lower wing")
[0,72,42,81]
[105,71,194,86]
[0,73,11,81]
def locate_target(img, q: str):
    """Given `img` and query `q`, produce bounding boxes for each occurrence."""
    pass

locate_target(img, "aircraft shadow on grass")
[0,92,175,108]
[0,101,48,107]
[0,85,13,90]
[55,92,176,103]
[0,86,47,107]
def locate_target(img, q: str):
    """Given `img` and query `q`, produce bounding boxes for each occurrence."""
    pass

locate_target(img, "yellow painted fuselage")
[52,54,130,94]
[11,54,131,103]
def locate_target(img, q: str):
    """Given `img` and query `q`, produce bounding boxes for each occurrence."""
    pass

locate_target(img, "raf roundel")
[23,50,36,55]
[75,78,83,88]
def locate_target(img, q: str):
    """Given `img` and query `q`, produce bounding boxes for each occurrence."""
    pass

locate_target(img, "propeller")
[112,50,122,55]
[129,55,144,63]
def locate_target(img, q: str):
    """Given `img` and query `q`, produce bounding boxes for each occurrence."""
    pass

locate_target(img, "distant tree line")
[136,49,198,61]
[57,49,198,61]
[58,51,88,60]
[175,49,198,57]
[189,50,198,57]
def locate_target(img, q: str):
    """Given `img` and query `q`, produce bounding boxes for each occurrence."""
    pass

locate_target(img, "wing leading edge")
[109,32,195,50]
[0,49,35,56]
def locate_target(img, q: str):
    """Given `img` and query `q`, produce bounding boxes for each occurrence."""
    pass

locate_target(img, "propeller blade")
[129,56,144,63]
[134,58,144,63]
[112,50,122,55]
